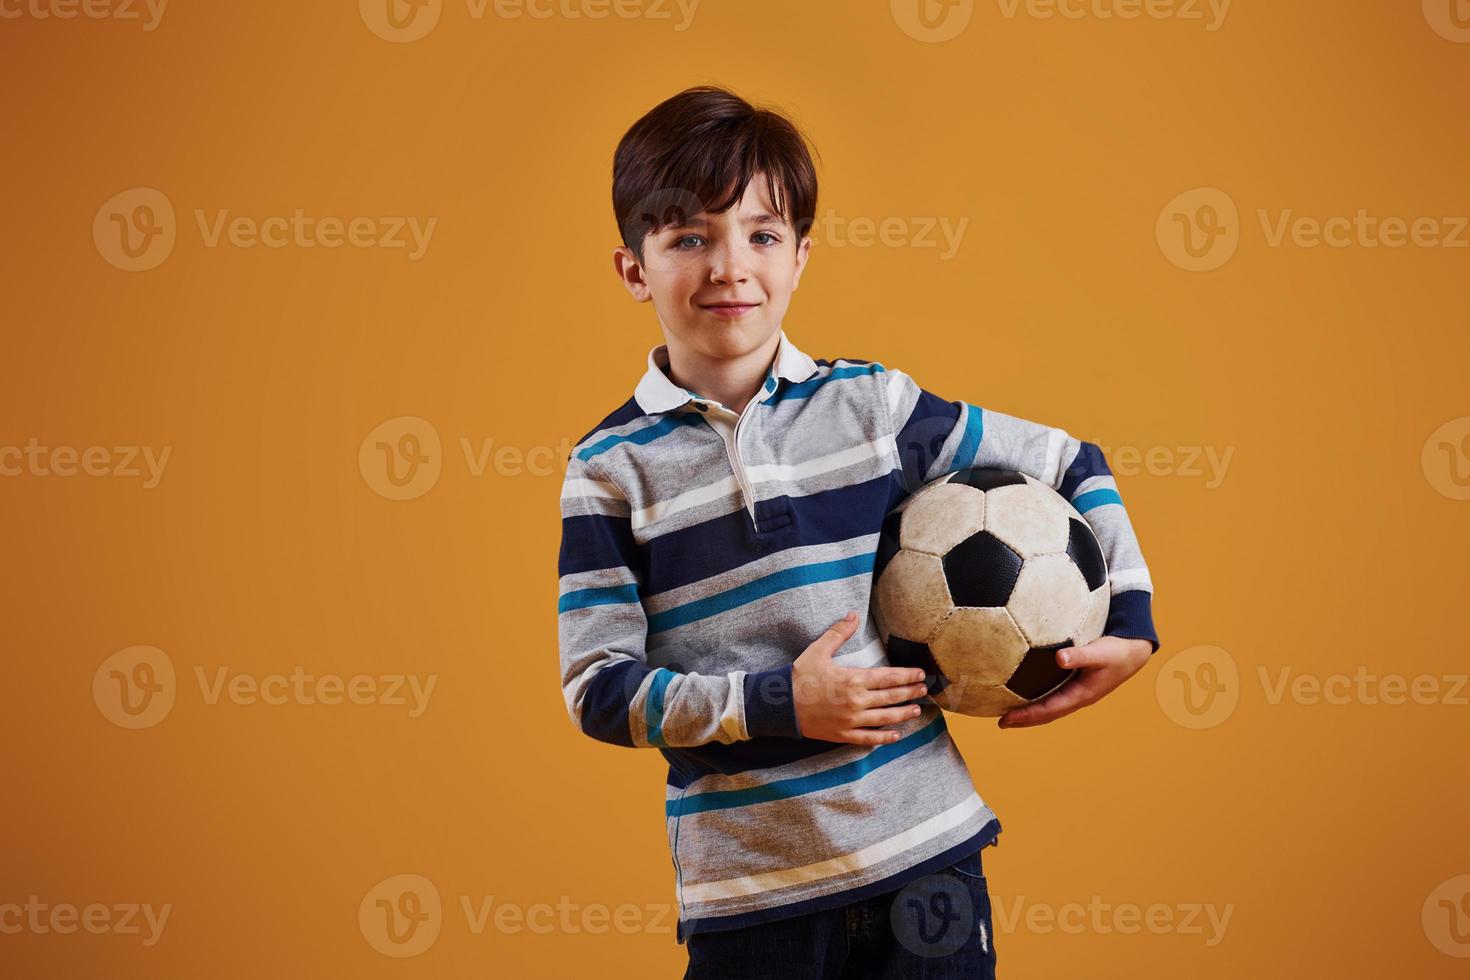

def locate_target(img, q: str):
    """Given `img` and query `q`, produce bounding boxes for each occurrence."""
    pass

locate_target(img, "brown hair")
[612,86,820,262]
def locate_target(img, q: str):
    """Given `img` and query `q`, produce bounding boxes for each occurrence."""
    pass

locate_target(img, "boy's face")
[613,176,812,364]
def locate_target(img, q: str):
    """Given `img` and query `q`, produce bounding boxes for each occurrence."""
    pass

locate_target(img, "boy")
[557,86,1159,978]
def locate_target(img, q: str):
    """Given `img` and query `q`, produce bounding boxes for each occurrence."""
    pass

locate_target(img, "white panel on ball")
[900,483,985,556]
[1006,554,1092,647]
[981,482,1072,559]
[873,550,953,644]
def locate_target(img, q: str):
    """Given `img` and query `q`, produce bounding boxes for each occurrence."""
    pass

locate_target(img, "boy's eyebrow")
[661,211,790,231]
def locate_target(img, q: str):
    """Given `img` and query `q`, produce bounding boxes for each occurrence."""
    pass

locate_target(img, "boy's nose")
[708,244,751,284]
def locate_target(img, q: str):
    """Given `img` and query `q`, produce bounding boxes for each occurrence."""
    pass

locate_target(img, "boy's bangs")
[644,143,799,239]
[613,87,819,258]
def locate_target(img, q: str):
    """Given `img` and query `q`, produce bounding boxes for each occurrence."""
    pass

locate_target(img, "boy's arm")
[557,454,802,748]
[884,367,1160,653]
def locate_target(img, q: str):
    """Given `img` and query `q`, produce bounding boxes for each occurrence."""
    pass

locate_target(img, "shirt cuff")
[743,664,802,739]
[1104,589,1160,654]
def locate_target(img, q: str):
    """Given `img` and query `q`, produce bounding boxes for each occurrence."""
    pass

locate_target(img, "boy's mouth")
[699,301,760,318]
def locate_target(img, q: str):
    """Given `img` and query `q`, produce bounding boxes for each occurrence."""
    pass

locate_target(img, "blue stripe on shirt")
[576,413,704,462]
[774,363,885,402]
[895,390,962,491]
[950,402,984,473]
[558,513,639,577]
[558,582,639,614]
[579,658,646,747]
[1073,488,1123,513]
[666,714,948,816]
[1058,441,1111,500]
[646,552,876,634]
[571,396,647,453]
[645,668,674,747]
[639,473,895,596]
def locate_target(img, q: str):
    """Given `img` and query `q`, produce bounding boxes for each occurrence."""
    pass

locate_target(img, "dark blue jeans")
[683,848,997,979]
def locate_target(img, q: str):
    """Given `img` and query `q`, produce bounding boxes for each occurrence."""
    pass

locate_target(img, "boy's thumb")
[812,612,859,657]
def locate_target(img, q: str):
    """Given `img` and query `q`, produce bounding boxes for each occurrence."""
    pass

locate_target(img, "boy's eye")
[668,230,782,250]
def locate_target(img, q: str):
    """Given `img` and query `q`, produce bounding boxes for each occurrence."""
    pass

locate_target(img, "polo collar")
[633,329,820,415]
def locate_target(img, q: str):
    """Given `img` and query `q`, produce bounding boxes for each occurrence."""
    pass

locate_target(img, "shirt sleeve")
[883,366,1161,653]
[557,452,804,747]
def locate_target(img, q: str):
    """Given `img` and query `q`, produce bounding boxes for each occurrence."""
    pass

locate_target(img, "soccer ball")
[871,467,1111,717]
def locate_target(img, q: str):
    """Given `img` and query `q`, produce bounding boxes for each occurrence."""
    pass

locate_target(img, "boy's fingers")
[862,683,930,707]
[809,613,860,657]
[862,666,929,689]
[854,706,922,728]
[1057,643,1106,670]
[1000,675,1099,728]
[839,728,902,746]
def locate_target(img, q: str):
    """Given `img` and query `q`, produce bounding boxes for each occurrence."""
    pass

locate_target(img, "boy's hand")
[791,612,930,746]
[996,635,1153,729]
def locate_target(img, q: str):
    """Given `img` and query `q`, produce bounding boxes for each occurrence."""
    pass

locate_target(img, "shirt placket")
[685,373,778,533]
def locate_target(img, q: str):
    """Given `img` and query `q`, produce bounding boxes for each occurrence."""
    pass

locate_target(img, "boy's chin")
[694,321,776,353]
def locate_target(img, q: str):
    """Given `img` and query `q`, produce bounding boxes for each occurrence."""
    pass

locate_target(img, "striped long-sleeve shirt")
[556,329,1158,943]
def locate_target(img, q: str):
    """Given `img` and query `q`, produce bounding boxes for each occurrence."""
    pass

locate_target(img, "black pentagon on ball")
[951,467,1026,493]
[874,508,905,580]
[1006,641,1078,701]
[941,530,1023,608]
[1066,518,1108,592]
[883,634,951,698]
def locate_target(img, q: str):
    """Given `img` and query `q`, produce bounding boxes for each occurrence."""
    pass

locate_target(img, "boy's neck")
[664,329,782,416]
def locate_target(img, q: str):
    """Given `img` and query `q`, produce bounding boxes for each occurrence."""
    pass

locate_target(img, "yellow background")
[3,0,1469,976]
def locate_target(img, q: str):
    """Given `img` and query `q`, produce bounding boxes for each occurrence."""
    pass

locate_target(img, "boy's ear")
[613,245,653,302]
[790,235,813,291]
